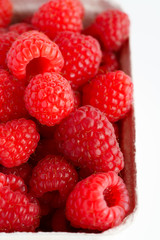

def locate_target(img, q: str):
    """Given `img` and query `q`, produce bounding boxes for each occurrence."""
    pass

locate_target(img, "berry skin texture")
[55,105,124,173]
[8,22,35,34]
[0,31,19,67]
[66,171,130,231]
[0,173,40,232]
[0,163,32,185]
[24,72,74,126]
[54,32,102,89]
[86,10,130,51]
[0,69,29,122]
[83,71,133,122]
[7,30,64,81]
[30,155,78,207]
[0,0,13,28]
[0,118,40,168]
[32,0,84,39]
[98,51,119,74]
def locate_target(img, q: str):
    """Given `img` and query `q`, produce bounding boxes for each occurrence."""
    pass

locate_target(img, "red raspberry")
[8,22,35,34]
[0,0,13,28]
[24,72,74,126]
[0,28,7,34]
[0,31,19,67]
[55,105,124,173]
[85,10,130,51]
[66,171,130,231]
[0,173,40,232]
[73,91,81,110]
[83,71,133,122]
[7,30,64,81]
[0,163,32,185]
[0,69,29,122]
[98,51,119,74]
[32,0,84,39]
[30,155,78,208]
[0,118,40,168]
[54,32,102,89]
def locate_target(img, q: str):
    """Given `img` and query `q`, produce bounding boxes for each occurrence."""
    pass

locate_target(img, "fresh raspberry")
[0,163,32,185]
[8,22,35,34]
[7,30,64,81]
[0,31,19,67]
[0,28,7,34]
[0,0,13,28]
[54,32,102,89]
[0,69,29,122]
[52,208,72,232]
[98,51,119,74]
[30,155,78,209]
[66,171,130,231]
[32,0,84,39]
[0,118,40,168]
[85,10,130,51]
[0,173,40,232]
[112,123,120,142]
[55,105,124,173]
[83,71,133,122]
[24,72,74,126]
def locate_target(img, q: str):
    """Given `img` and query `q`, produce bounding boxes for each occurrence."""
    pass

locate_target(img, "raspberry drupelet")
[7,30,64,81]
[0,69,29,122]
[0,118,40,168]
[0,173,40,232]
[32,0,84,39]
[30,155,78,209]
[24,72,74,126]
[54,31,102,89]
[66,171,130,231]
[55,105,124,173]
[83,71,133,122]
[8,22,35,34]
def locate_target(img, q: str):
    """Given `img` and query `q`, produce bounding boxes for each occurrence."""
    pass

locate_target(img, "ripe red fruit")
[0,0,13,28]
[7,30,64,81]
[8,22,35,34]
[0,173,40,232]
[55,105,124,173]
[0,118,40,168]
[98,51,119,74]
[0,31,19,67]
[32,0,84,39]
[0,69,29,122]
[85,10,130,51]
[66,171,130,231]
[83,71,133,122]
[54,31,102,89]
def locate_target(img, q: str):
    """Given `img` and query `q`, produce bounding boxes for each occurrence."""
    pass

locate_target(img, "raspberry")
[55,105,124,173]
[8,22,35,34]
[0,28,7,34]
[73,91,81,110]
[0,0,13,28]
[30,155,78,209]
[0,163,32,185]
[54,32,102,89]
[66,171,130,231]
[0,118,40,168]
[85,10,130,51]
[98,51,119,74]
[7,30,64,81]
[24,72,74,126]
[0,69,29,122]
[0,31,19,67]
[32,0,84,39]
[0,173,40,232]
[83,71,133,122]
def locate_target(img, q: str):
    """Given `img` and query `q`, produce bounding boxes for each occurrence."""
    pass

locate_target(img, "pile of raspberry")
[0,0,133,233]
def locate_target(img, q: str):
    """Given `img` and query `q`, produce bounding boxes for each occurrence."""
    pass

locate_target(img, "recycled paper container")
[0,0,146,239]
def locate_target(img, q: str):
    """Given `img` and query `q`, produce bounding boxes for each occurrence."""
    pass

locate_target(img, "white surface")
[1,0,160,239]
